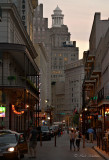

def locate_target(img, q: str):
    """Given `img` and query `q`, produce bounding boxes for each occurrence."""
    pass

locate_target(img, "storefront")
[0,43,39,132]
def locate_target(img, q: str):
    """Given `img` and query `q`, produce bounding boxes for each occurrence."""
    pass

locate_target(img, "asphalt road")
[23,131,105,160]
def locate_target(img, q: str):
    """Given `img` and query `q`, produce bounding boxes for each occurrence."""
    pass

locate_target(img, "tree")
[73,113,79,125]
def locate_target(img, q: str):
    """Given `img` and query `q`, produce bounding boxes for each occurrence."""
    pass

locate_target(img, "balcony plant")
[7,76,16,80]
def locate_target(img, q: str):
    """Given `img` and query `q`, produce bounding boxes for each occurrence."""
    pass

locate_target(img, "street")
[24,131,105,160]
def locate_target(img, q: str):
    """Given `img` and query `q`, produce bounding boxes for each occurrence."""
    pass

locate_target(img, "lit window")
[64,58,67,61]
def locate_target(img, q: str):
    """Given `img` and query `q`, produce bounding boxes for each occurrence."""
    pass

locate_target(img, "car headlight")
[8,147,15,152]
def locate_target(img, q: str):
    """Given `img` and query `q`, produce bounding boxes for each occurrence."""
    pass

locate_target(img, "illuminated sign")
[12,105,24,115]
[0,107,6,117]
[98,115,102,121]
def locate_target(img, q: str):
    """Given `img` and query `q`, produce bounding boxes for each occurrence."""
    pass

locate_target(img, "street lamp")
[47,116,50,120]
[45,100,48,103]
[85,108,87,111]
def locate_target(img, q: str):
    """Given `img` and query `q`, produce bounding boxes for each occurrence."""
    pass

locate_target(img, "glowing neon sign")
[12,105,24,115]
[0,107,6,117]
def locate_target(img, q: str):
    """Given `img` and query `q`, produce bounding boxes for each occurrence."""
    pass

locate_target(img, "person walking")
[28,125,37,159]
[87,127,94,143]
[75,128,81,151]
[69,129,75,151]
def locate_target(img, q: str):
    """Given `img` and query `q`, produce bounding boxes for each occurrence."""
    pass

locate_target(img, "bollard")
[40,132,42,146]
[83,135,85,148]
[54,132,56,147]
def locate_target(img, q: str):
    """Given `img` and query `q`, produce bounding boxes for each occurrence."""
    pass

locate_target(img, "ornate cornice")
[31,0,38,9]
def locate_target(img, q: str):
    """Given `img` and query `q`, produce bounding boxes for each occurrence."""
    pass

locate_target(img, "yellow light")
[80,114,82,117]
[45,100,48,103]
[12,105,24,115]
[26,105,29,108]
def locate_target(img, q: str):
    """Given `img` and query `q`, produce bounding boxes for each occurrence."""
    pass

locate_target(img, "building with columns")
[50,6,78,82]
[51,5,64,27]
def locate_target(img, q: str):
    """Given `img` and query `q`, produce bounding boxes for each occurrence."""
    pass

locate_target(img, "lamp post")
[45,99,54,126]
[82,107,88,135]
[0,7,2,22]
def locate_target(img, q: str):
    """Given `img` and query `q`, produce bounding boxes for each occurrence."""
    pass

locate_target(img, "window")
[42,28,45,31]
[64,58,67,61]
[38,27,40,31]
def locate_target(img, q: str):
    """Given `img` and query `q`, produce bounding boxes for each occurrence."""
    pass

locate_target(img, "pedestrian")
[69,129,75,151]
[75,128,81,151]
[28,125,37,159]
[87,127,94,143]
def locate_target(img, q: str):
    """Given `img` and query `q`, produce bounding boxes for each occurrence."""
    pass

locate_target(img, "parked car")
[37,126,51,141]
[0,130,28,160]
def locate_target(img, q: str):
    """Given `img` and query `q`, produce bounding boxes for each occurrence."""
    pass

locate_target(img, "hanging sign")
[12,105,24,115]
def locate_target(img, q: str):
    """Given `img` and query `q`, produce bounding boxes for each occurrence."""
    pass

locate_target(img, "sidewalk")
[84,138,109,160]
[93,146,109,160]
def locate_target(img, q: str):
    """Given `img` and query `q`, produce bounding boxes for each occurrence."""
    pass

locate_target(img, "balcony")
[97,96,109,106]
[85,59,94,68]
[98,87,109,105]
[90,75,99,80]
[83,75,96,87]
[91,62,101,74]
[85,66,91,71]
[87,51,95,60]
[84,50,95,68]
[0,76,39,97]
[84,79,96,84]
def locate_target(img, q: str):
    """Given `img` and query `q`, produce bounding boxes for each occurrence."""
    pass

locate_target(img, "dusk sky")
[38,0,109,59]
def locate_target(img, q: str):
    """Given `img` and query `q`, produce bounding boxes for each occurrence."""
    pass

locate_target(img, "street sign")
[60,113,66,115]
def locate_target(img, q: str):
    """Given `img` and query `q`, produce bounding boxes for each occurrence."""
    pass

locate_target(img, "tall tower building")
[34,4,79,122]
[50,6,79,82]
[50,6,79,121]
[34,4,51,106]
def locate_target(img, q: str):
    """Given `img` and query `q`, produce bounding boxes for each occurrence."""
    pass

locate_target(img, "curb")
[93,146,109,160]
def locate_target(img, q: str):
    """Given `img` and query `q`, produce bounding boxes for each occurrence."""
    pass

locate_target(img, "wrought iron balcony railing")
[0,76,39,95]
